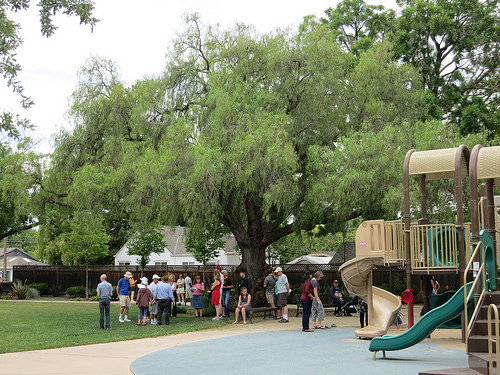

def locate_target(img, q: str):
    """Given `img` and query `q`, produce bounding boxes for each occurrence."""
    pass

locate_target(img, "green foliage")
[185,225,224,265]
[49,284,62,297]
[66,286,85,298]
[176,305,187,314]
[0,0,97,132]
[127,228,166,270]
[394,0,500,137]
[29,283,49,296]
[89,296,99,301]
[29,288,40,298]
[11,280,30,299]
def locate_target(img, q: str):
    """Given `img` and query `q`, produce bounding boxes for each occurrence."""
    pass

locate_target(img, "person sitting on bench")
[328,282,344,315]
[232,287,251,324]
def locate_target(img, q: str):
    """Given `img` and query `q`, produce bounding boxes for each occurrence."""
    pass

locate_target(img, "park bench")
[247,306,278,323]
[295,293,339,317]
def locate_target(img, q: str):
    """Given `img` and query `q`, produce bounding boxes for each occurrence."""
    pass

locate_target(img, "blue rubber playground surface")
[131,328,468,374]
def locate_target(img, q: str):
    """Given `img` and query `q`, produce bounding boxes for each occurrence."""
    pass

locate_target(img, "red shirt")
[301,280,313,301]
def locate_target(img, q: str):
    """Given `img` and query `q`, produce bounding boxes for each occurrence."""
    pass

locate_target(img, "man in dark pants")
[96,274,113,330]
[154,275,175,325]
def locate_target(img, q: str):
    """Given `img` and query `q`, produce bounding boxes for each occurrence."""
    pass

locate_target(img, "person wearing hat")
[275,267,290,323]
[117,271,133,322]
[136,277,153,326]
[149,275,161,325]
[96,274,113,330]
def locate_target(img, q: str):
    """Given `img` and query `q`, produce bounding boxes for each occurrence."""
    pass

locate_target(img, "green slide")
[369,282,473,353]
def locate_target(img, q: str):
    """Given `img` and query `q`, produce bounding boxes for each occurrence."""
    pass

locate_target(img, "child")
[395,306,405,329]
[136,278,153,326]
[233,286,252,324]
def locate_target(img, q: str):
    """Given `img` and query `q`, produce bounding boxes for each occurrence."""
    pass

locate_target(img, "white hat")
[124,271,133,278]
[140,277,148,285]
[275,267,283,273]
[152,274,160,280]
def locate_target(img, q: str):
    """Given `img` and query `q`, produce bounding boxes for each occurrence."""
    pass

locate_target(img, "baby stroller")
[335,298,356,317]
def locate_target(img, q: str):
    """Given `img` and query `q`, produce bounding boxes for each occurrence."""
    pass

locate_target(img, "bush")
[111,286,118,301]
[89,296,99,302]
[90,289,97,297]
[29,288,40,298]
[177,305,187,314]
[66,286,85,298]
[29,283,49,296]
[202,306,216,317]
[49,284,62,297]
[11,280,31,300]
[73,297,82,301]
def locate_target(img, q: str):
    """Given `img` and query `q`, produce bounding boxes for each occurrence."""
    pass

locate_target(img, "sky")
[0,0,398,153]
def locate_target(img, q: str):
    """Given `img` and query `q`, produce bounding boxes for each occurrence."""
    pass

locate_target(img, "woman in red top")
[211,270,222,321]
[300,271,314,332]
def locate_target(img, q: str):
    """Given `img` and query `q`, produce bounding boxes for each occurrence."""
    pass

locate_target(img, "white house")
[0,248,48,282]
[114,226,241,266]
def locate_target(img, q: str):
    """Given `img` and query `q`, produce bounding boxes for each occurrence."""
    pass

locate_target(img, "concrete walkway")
[0,306,466,375]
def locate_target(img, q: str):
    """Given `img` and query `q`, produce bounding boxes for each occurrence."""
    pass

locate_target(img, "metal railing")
[411,224,460,271]
[464,240,488,350]
[487,304,500,375]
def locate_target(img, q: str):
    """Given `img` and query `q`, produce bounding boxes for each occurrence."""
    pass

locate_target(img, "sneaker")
[278,319,289,323]
[119,318,124,323]
[137,322,141,326]
[212,317,219,321]
[232,321,239,324]
[330,324,337,328]
[142,322,146,325]
[124,318,131,322]
[243,321,247,324]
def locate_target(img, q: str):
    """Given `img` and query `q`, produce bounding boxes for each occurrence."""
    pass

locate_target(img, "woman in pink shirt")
[191,275,205,317]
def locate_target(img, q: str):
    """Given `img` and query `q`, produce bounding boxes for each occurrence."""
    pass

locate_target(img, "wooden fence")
[11,264,460,299]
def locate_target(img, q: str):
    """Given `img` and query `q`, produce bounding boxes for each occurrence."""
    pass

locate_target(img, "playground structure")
[339,144,500,370]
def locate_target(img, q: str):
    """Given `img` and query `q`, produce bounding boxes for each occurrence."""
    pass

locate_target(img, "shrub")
[202,306,216,317]
[73,297,82,301]
[29,288,40,298]
[90,289,97,297]
[66,286,85,298]
[29,283,49,296]
[49,284,62,297]
[111,286,118,301]
[89,296,99,302]
[177,305,187,314]
[11,280,31,300]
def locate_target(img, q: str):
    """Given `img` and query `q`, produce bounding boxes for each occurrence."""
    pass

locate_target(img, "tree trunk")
[239,244,268,306]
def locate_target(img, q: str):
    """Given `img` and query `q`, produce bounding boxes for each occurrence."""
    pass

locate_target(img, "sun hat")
[124,271,133,278]
[140,277,148,285]
[275,267,283,273]
[152,274,160,280]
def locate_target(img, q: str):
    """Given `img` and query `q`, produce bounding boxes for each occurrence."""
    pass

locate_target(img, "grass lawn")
[0,300,230,353]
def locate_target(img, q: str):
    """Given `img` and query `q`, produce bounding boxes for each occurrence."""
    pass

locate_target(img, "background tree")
[185,225,225,284]
[0,0,97,131]
[319,0,396,55]
[127,228,166,275]
[394,0,500,136]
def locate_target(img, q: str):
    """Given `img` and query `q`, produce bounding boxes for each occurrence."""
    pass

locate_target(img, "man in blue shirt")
[117,271,132,322]
[96,274,113,330]
[153,275,175,325]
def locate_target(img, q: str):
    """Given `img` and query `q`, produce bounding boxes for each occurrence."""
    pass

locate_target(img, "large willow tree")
[43,16,481,290]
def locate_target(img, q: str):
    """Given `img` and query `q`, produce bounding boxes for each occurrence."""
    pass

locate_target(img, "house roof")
[0,248,47,266]
[287,255,333,265]
[329,242,356,265]
[115,226,239,258]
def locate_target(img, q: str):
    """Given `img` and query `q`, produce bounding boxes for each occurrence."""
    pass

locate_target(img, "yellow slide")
[339,256,401,338]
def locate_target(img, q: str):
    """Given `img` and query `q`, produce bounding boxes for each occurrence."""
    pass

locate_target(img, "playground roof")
[408,146,468,181]
[476,145,500,185]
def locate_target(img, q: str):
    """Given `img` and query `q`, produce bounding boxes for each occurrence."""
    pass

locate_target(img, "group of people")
[96,268,365,331]
[96,271,195,330]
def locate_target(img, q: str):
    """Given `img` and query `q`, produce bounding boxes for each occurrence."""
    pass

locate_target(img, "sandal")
[303,329,314,332]
[319,326,327,329]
